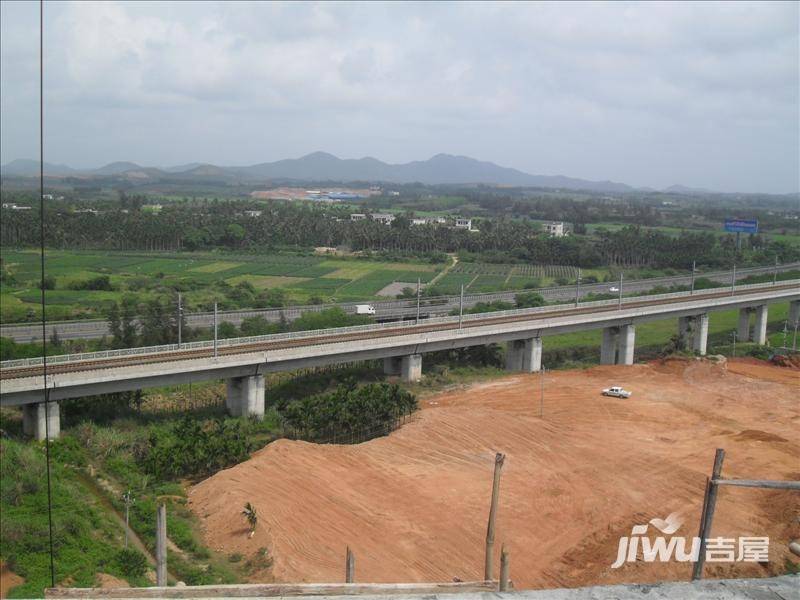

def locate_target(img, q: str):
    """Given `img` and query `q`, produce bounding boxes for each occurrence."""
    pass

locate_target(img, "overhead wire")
[38,0,57,587]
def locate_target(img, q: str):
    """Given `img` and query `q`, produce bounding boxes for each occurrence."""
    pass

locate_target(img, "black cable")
[38,0,56,588]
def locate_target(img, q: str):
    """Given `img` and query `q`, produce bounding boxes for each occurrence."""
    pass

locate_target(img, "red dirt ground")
[188,358,800,589]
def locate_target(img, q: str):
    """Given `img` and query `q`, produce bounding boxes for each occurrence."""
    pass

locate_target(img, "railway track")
[1,282,797,381]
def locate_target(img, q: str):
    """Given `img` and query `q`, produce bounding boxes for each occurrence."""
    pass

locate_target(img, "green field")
[2,249,597,323]
[0,250,446,322]
[542,303,793,357]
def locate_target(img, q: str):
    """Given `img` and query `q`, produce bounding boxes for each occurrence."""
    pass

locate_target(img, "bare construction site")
[188,357,800,589]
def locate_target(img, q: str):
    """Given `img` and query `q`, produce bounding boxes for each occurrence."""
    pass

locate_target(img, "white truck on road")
[355,304,376,315]
[602,385,632,398]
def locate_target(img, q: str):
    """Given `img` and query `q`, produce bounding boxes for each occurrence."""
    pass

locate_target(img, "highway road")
[3,279,798,385]
[2,262,796,343]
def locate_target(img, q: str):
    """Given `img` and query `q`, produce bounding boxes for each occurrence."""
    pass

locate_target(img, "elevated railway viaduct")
[2,280,798,440]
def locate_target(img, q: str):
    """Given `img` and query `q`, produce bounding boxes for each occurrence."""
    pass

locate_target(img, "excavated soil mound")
[189,358,800,589]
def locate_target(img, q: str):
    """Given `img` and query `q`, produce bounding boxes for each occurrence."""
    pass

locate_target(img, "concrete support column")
[383,356,401,376]
[678,316,692,341]
[788,300,800,327]
[737,308,751,342]
[226,374,265,419]
[753,305,768,345]
[524,338,543,373]
[22,401,60,441]
[618,324,636,365]
[600,327,618,365]
[401,354,422,383]
[506,340,523,371]
[505,338,542,373]
[692,313,709,356]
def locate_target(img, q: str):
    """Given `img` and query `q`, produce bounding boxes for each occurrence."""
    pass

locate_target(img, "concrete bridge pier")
[753,305,768,344]
[790,300,800,326]
[692,313,709,355]
[600,327,618,365]
[678,316,692,341]
[505,338,542,372]
[226,374,265,419]
[383,356,402,376]
[618,324,636,365]
[401,354,422,383]
[737,308,752,342]
[23,401,60,441]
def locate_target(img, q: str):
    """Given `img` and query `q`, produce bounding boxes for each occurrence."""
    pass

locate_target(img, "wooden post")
[484,452,505,581]
[156,503,167,587]
[499,545,510,592]
[345,546,355,583]
[692,448,725,580]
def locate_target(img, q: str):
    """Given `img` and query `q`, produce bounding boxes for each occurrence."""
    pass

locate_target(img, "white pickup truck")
[602,386,632,398]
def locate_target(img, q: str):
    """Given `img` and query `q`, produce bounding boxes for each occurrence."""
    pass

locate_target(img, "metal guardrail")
[2,278,798,370]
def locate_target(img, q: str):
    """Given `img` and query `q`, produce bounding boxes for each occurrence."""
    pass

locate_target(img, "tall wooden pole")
[690,261,696,295]
[484,452,505,581]
[345,546,355,583]
[692,449,725,580]
[156,503,167,586]
[618,272,623,309]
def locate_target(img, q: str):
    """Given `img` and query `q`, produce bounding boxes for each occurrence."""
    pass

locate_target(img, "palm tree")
[242,502,258,537]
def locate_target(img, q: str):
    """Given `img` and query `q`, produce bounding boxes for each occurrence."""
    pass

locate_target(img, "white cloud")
[0,0,797,192]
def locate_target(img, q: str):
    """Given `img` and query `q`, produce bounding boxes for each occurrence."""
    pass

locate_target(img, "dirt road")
[189,358,799,588]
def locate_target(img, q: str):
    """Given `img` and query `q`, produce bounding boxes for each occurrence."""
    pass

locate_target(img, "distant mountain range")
[0,152,711,194]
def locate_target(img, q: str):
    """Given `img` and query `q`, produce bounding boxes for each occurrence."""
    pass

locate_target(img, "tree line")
[2,197,798,269]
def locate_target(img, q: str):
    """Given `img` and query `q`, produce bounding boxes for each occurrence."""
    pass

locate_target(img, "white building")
[543,221,565,237]
[454,217,472,230]
[372,213,396,225]
[244,210,262,217]
[411,216,447,226]
[350,213,367,221]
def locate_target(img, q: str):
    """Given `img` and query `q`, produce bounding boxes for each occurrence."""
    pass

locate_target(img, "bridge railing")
[2,278,798,370]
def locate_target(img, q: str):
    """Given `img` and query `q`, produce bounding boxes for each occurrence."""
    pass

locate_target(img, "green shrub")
[282,383,416,441]
[140,417,253,479]
[115,548,147,578]
[515,292,545,308]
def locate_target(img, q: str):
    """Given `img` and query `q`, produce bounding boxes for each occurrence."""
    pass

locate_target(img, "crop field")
[0,249,444,322]
[432,263,579,294]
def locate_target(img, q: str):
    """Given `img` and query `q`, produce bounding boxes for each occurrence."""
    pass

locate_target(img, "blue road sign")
[724,219,758,234]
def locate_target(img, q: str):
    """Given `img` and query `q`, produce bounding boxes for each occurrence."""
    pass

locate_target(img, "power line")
[38,0,56,587]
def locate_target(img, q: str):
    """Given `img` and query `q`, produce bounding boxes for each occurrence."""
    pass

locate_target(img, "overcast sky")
[1,1,798,193]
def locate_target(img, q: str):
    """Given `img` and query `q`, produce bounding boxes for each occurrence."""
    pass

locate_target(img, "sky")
[1,1,798,193]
